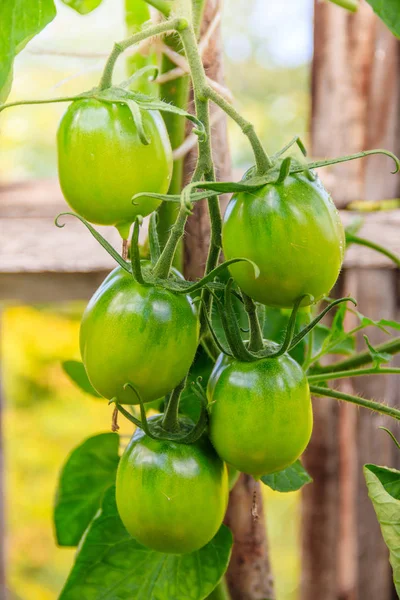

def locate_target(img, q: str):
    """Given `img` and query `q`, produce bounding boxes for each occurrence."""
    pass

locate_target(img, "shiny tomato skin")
[222,173,345,308]
[116,416,229,554]
[57,99,173,238]
[207,353,313,478]
[80,267,199,404]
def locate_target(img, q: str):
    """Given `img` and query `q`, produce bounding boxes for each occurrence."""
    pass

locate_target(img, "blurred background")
[2,1,397,600]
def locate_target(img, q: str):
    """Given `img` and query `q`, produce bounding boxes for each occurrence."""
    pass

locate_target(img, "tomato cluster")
[58,99,344,555]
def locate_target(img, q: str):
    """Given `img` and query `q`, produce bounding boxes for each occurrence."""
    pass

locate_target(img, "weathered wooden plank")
[1,179,399,273]
[303,2,400,599]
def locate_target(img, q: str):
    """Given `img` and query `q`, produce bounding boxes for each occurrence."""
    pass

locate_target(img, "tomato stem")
[130,218,145,283]
[162,378,186,432]
[241,292,264,352]
[346,233,400,268]
[205,86,272,174]
[310,385,400,421]
[308,368,400,382]
[149,213,161,264]
[312,337,400,374]
[98,18,186,91]
[303,149,400,175]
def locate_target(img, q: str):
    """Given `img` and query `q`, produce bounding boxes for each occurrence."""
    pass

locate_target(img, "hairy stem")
[310,385,400,421]
[206,86,272,174]
[308,368,400,382]
[161,378,186,432]
[99,18,185,91]
[346,233,400,268]
[242,292,264,352]
[314,337,400,374]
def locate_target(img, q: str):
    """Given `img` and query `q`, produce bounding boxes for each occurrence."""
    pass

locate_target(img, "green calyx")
[133,141,400,213]
[111,379,208,444]
[204,279,357,364]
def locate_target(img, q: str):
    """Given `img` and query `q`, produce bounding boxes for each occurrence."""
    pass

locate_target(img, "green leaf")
[179,347,215,422]
[0,0,56,101]
[364,334,393,368]
[61,0,103,15]
[312,324,355,356]
[364,464,400,595]
[365,0,400,39]
[261,460,312,492]
[355,312,400,334]
[59,487,233,600]
[62,360,101,397]
[54,433,120,547]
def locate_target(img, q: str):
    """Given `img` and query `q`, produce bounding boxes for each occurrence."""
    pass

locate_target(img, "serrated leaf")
[355,312,400,334]
[59,487,233,600]
[312,324,355,356]
[0,0,56,101]
[62,360,101,397]
[61,0,103,15]
[364,464,400,595]
[364,335,393,368]
[261,460,312,492]
[365,0,400,39]
[54,433,120,546]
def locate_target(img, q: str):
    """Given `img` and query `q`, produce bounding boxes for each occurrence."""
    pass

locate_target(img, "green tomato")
[207,352,313,478]
[57,99,173,238]
[80,266,199,404]
[222,172,345,308]
[116,416,229,554]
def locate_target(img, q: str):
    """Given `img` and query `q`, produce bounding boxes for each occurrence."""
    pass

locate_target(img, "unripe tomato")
[222,173,345,308]
[207,352,313,478]
[57,99,173,238]
[80,267,199,404]
[116,416,229,554]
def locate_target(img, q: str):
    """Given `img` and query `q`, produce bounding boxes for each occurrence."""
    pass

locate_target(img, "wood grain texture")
[183,0,231,281]
[1,181,399,274]
[224,475,275,600]
[303,2,400,599]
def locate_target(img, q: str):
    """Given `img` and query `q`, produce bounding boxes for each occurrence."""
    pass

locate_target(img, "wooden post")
[0,317,6,599]
[302,2,400,599]
[183,1,275,598]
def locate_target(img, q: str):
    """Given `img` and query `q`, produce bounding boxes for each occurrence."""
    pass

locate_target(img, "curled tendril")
[272,135,308,159]
[304,149,400,176]
[55,212,131,274]
[289,296,357,351]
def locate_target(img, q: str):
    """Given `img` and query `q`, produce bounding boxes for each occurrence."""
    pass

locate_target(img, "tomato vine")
[2,0,400,598]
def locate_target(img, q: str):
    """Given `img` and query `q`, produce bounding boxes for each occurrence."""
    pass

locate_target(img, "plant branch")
[346,233,400,268]
[308,368,400,382]
[161,378,186,432]
[99,18,186,91]
[310,385,400,421]
[314,337,400,374]
[206,86,272,174]
[242,292,264,352]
